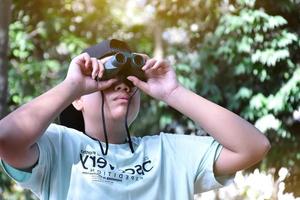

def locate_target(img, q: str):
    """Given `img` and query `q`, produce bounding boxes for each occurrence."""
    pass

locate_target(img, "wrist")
[163,84,186,106]
[61,79,83,100]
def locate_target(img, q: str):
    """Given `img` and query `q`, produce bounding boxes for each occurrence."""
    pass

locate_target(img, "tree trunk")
[0,0,12,119]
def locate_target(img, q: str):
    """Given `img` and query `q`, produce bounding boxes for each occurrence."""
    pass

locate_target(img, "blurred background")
[0,0,299,199]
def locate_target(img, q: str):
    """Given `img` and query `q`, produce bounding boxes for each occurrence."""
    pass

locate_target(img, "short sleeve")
[0,161,32,182]
[0,123,62,197]
[161,134,235,193]
[193,139,234,193]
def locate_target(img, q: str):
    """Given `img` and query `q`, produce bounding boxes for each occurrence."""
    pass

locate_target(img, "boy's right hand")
[64,53,117,97]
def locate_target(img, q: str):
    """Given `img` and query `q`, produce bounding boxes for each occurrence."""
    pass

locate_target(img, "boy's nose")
[114,82,130,93]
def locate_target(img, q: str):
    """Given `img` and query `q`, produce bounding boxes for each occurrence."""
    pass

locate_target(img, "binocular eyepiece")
[99,52,147,86]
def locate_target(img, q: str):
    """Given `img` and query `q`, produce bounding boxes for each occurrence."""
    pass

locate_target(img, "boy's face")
[73,54,144,128]
[80,80,140,125]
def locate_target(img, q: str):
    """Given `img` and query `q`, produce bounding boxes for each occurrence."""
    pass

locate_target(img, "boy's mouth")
[114,95,129,101]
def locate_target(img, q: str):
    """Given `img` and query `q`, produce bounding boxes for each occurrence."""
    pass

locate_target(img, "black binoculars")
[98,52,147,85]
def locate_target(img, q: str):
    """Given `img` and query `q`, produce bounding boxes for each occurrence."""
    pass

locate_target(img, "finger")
[76,53,92,76]
[127,76,149,94]
[100,55,113,64]
[77,53,92,76]
[97,55,114,79]
[78,53,91,69]
[142,59,156,71]
[151,59,166,70]
[74,52,89,66]
[97,78,118,90]
[97,60,105,79]
[91,58,99,80]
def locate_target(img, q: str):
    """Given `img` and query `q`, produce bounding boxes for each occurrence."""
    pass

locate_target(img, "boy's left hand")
[127,56,180,101]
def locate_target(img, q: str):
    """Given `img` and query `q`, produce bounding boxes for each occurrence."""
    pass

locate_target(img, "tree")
[0,1,12,198]
[0,0,11,118]
[1,0,300,198]
[129,0,300,195]
[176,0,300,195]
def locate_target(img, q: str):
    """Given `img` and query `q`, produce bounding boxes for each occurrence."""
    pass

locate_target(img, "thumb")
[127,76,149,93]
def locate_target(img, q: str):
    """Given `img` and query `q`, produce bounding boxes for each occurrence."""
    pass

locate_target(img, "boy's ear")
[72,99,83,111]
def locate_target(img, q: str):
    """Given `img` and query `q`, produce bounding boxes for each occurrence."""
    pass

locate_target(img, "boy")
[0,39,270,199]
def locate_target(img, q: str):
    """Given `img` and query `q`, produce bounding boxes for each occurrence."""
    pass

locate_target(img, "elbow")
[242,137,271,169]
[254,136,271,162]
[261,137,271,156]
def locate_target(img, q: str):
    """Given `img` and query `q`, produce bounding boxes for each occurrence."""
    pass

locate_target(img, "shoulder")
[136,132,174,144]
[137,132,216,149]
[158,132,215,144]
[44,123,85,138]
[39,123,87,147]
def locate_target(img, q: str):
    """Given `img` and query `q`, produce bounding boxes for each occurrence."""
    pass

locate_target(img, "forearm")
[164,85,270,156]
[129,56,270,174]
[0,80,78,152]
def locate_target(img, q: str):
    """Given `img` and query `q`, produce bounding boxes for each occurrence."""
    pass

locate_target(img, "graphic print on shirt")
[79,149,155,184]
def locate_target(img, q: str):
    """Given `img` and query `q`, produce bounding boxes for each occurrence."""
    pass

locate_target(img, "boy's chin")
[111,109,137,124]
[111,108,128,120]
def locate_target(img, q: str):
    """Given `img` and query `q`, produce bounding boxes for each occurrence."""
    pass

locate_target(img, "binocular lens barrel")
[102,52,146,82]
[115,53,127,65]
[132,54,145,67]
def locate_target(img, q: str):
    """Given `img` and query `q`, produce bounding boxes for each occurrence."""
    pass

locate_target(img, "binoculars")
[98,52,147,86]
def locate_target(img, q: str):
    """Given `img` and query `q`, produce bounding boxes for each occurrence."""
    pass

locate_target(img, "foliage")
[1,0,300,198]
[196,168,300,200]
[134,0,300,196]
[7,0,123,110]
[176,0,300,195]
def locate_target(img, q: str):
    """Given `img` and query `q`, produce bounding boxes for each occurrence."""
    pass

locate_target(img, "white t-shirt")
[1,123,234,200]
